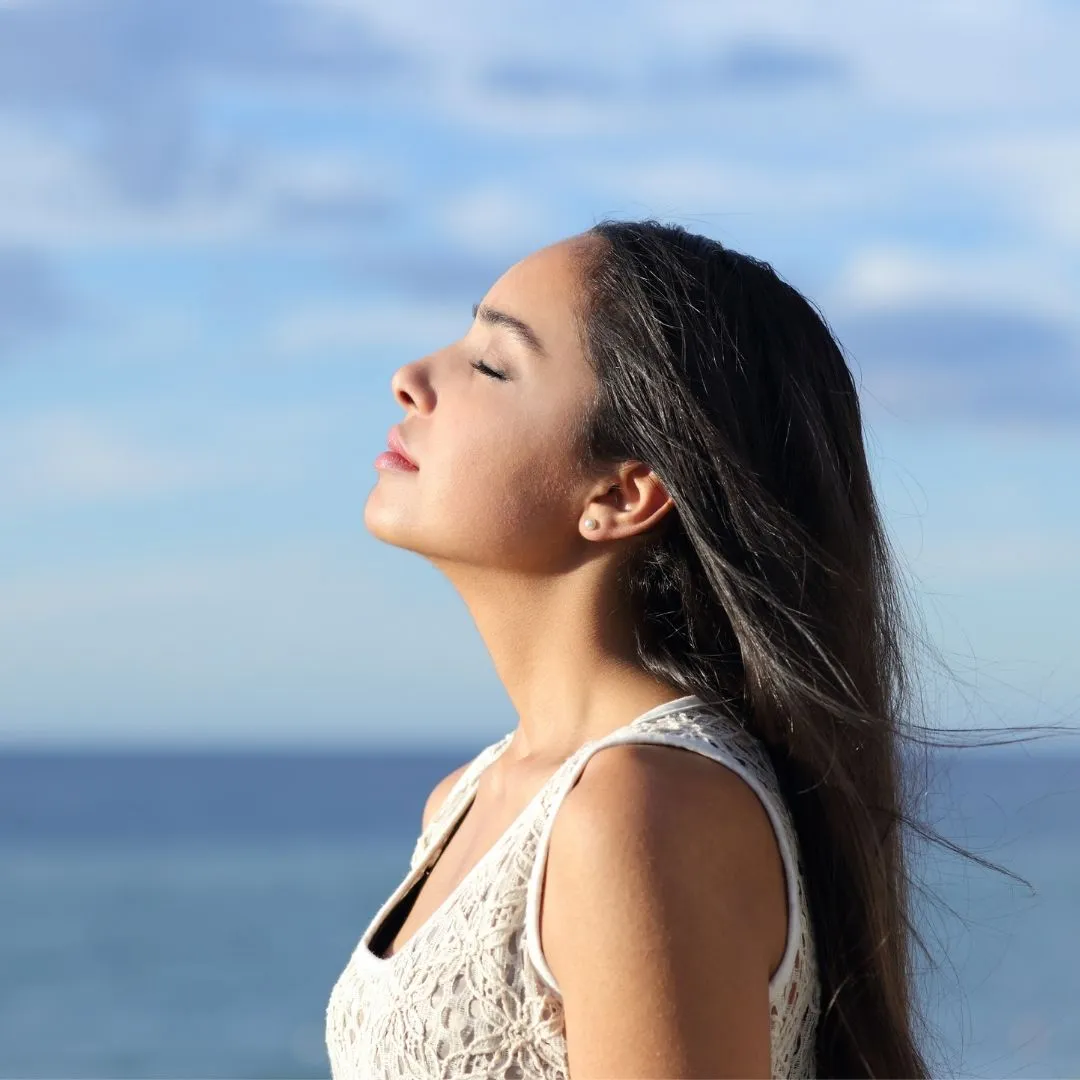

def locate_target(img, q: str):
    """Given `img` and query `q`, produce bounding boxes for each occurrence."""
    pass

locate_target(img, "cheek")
[431,431,579,550]
[498,441,587,548]
[433,449,551,526]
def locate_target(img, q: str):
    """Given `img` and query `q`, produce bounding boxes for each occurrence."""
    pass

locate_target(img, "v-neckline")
[357,693,705,966]
[359,731,535,965]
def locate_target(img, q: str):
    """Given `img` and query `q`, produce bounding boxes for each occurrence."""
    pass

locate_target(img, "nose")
[392,352,440,415]
[391,364,419,410]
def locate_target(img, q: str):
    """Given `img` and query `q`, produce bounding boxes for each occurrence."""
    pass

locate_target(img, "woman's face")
[364,233,610,575]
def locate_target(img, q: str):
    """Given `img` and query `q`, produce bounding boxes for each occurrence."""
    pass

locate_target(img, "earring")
[583,517,598,530]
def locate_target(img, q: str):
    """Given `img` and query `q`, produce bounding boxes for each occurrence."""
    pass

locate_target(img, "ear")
[582,462,674,540]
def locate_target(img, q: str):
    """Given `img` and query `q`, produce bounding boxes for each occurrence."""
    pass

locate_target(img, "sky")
[0,0,1078,748]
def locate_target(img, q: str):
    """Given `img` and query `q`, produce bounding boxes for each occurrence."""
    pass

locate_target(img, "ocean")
[0,744,1077,1078]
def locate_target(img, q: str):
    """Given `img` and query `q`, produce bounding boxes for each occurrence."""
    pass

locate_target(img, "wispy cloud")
[2,0,1079,742]
[927,130,1080,244]
[914,527,1080,583]
[0,403,349,509]
[0,246,76,354]
[331,248,512,304]
[660,36,853,94]
[0,410,245,507]
[265,299,467,359]
[0,0,413,119]
[0,119,403,249]
[837,303,1080,423]
[827,246,1077,323]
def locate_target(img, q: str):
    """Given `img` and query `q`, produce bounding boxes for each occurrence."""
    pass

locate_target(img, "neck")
[433,557,687,768]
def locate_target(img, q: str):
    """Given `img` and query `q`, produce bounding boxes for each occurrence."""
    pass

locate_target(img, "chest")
[370,771,557,961]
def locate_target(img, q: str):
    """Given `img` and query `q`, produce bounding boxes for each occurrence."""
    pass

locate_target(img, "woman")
[325,220,934,1078]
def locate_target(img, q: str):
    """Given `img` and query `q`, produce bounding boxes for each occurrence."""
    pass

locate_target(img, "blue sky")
[1,0,1078,748]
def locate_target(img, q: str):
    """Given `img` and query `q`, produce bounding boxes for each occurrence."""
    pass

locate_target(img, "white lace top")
[325,694,820,1078]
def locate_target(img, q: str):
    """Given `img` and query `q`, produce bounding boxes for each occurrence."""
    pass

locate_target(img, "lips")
[386,426,418,469]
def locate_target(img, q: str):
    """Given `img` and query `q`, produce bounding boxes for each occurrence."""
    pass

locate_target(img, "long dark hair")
[569,219,1069,1077]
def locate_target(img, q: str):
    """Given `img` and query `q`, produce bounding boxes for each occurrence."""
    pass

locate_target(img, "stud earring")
[583,518,598,530]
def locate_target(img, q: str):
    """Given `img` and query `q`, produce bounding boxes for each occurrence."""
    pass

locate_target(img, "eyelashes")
[470,358,509,381]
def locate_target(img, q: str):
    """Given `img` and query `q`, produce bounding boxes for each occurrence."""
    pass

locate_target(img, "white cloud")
[438,185,556,259]
[923,130,1080,244]
[2,0,1079,745]
[1,1,1077,283]
[265,299,467,358]
[0,402,349,509]
[86,307,205,368]
[0,409,225,505]
[574,158,887,221]
[912,527,1080,584]
[825,246,1079,325]
[660,0,1078,114]
[0,119,400,250]
[315,0,1080,132]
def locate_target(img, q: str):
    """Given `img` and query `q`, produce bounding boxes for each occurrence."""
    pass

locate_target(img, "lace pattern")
[325,697,820,1078]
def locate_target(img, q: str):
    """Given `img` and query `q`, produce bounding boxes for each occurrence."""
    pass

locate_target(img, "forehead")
[481,235,596,360]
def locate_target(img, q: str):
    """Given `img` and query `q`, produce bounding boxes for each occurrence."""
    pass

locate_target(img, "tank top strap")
[522,704,810,1006]
[408,731,515,871]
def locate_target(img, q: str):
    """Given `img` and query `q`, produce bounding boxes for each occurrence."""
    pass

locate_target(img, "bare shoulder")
[420,761,471,833]
[540,742,788,1079]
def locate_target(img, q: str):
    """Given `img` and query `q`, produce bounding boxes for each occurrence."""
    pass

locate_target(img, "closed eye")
[470,358,509,381]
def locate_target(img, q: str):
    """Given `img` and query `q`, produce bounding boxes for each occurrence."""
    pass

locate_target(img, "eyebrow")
[472,301,548,359]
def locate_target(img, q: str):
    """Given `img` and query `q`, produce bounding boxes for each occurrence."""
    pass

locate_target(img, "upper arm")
[421,762,471,834]
[540,744,787,1080]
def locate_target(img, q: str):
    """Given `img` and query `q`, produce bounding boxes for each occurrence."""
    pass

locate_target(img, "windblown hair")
[568,219,1059,1077]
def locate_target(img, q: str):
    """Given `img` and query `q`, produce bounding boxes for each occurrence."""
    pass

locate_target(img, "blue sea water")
[0,744,1077,1078]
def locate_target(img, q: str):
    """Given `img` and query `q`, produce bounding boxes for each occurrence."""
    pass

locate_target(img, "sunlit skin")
[364,233,786,1078]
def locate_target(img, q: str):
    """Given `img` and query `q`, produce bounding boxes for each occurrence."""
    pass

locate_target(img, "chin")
[363,489,402,540]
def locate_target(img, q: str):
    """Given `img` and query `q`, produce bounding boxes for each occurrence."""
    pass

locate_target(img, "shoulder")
[559,737,781,845]
[420,761,471,833]
[539,740,787,1077]
[545,741,787,946]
